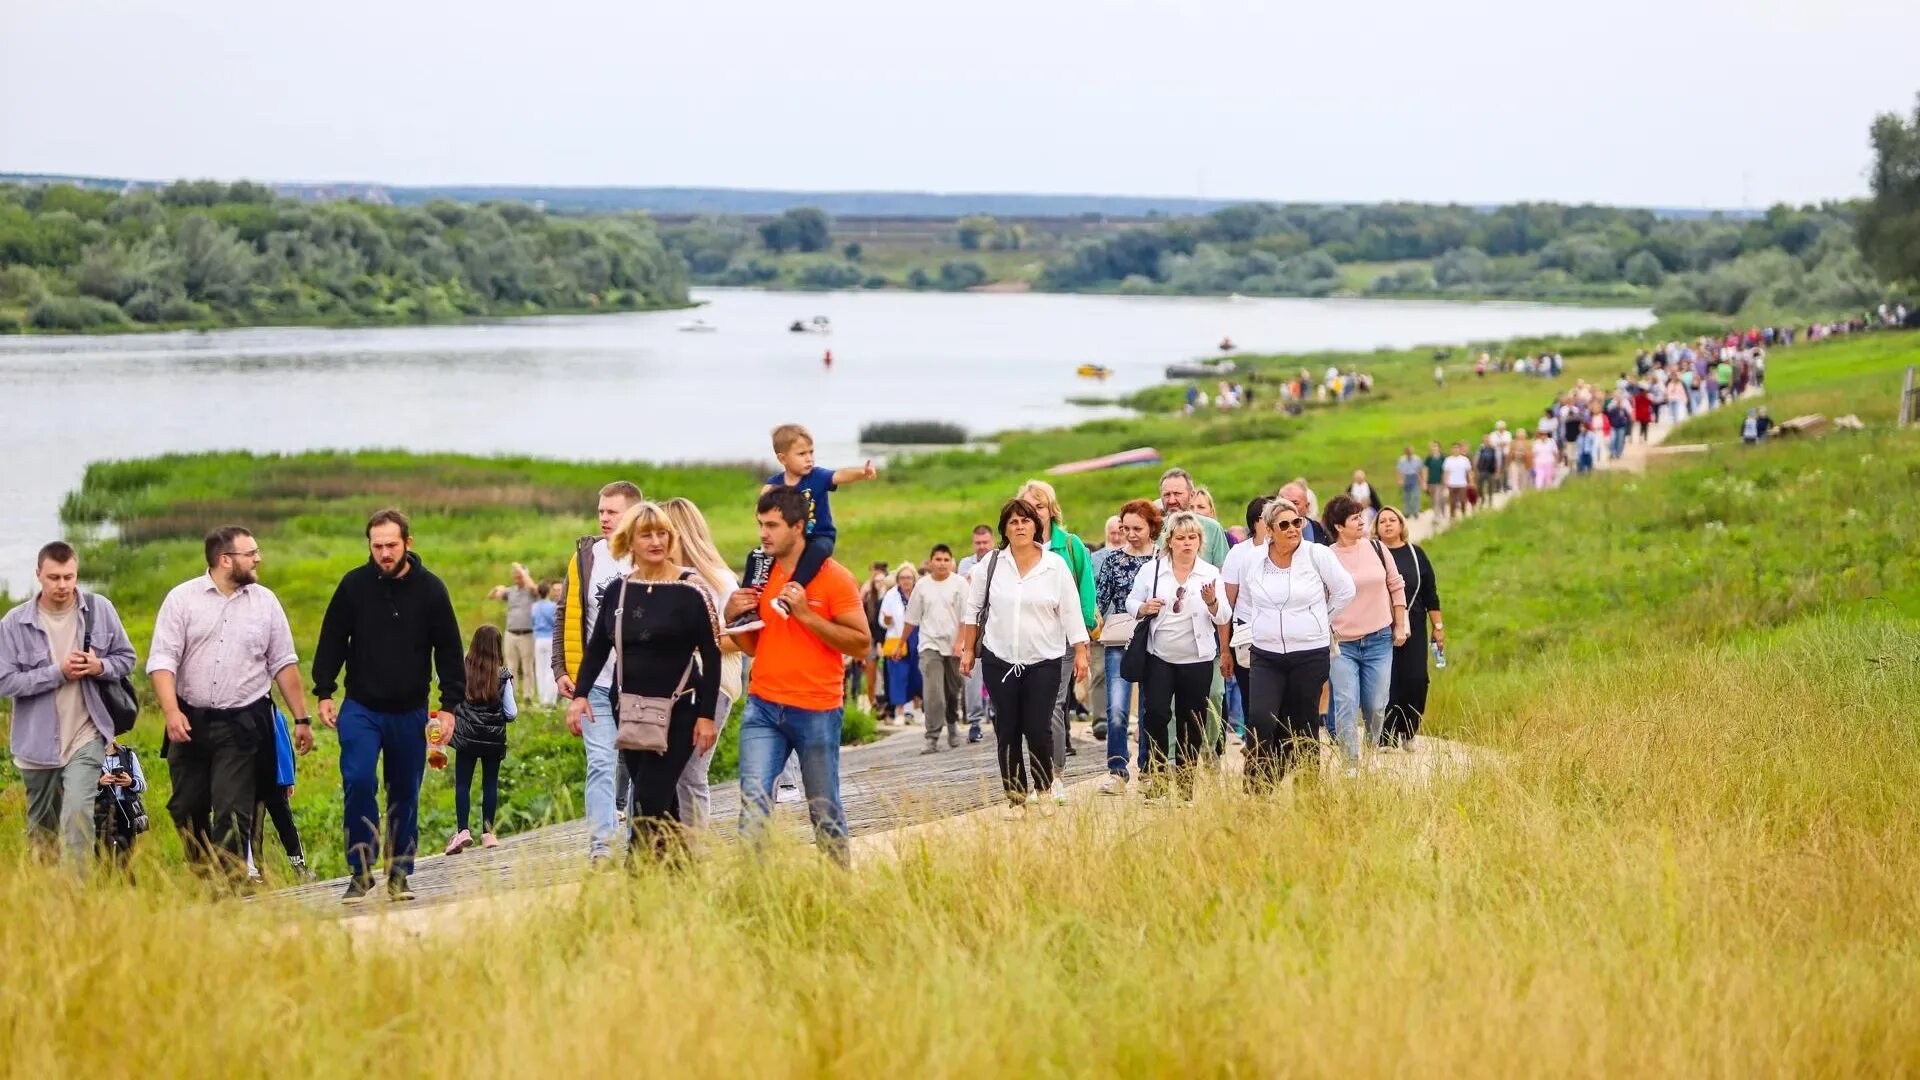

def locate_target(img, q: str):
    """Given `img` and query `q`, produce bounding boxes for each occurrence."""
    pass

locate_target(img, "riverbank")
[5,336,1917,1072]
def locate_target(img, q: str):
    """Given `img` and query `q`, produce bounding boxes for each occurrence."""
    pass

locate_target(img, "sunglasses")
[1272,518,1303,531]
[1173,585,1186,614]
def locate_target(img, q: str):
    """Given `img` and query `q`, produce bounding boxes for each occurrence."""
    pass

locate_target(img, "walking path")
[275,389,1748,929]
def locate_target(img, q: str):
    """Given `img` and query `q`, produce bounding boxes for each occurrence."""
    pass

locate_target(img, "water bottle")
[1431,641,1448,670]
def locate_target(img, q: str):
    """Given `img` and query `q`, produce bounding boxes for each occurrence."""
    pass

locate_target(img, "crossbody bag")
[81,594,139,735]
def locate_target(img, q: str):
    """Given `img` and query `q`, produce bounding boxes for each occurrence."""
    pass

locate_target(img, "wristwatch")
[293,716,312,726]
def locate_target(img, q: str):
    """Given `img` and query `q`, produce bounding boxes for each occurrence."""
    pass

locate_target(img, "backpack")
[1476,445,1498,473]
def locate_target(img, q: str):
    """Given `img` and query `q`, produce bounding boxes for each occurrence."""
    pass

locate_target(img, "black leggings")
[254,787,302,860]
[1245,646,1330,790]
[455,750,502,833]
[981,649,1062,800]
[1384,633,1429,745]
[1140,653,1211,795]
[621,702,697,860]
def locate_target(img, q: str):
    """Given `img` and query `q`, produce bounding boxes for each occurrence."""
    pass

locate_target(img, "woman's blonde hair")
[1374,506,1410,544]
[1262,497,1303,530]
[1163,510,1206,542]
[892,561,919,586]
[608,501,677,562]
[1017,479,1065,531]
[660,497,732,597]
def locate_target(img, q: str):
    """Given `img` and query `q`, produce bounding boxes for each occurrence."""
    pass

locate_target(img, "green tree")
[955,215,997,250]
[1623,250,1666,288]
[759,208,831,253]
[1858,93,1920,289]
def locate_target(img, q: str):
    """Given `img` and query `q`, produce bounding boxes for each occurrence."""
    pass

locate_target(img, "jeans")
[337,698,428,881]
[583,684,620,857]
[21,738,106,868]
[1329,626,1393,762]
[1221,664,1244,735]
[1401,478,1421,516]
[1103,644,1136,779]
[736,695,850,866]
[676,691,732,829]
[1610,427,1629,460]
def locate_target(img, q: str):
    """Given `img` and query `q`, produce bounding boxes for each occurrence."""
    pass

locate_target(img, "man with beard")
[149,526,312,883]
[312,510,464,903]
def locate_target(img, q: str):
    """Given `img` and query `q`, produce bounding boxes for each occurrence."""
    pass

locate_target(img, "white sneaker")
[1097,774,1127,797]
[771,597,791,619]
[1050,781,1068,806]
[775,784,802,805]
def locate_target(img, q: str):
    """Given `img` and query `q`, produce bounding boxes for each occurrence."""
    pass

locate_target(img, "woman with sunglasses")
[1124,511,1231,799]
[1221,498,1353,789]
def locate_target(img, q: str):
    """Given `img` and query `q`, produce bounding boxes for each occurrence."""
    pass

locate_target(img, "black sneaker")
[967,724,983,743]
[387,872,416,902]
[341,877,372,905]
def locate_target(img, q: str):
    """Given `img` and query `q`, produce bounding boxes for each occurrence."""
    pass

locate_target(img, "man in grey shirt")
[492,562,538,705]
[953,525,996,741]
[0,541,137,868]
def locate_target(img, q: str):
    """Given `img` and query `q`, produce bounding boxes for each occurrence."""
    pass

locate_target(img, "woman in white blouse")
[1125,511,1231,798]
[1221,498,1355,789]
[958,498,1091,811]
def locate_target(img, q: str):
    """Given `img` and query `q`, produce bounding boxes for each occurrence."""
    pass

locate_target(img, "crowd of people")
[18,308,1898,893]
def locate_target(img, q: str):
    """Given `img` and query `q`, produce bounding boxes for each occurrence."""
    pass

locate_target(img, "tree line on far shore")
[0,181,688,332]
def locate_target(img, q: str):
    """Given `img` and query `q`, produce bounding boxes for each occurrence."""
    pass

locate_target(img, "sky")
[3,0,1917,209]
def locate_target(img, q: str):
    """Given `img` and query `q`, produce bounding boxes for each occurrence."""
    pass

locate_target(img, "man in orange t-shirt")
[724,487,871,864]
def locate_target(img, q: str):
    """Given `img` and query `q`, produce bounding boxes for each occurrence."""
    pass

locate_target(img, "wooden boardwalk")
[273,722,1112,916]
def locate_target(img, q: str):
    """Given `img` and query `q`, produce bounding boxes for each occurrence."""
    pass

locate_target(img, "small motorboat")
[789,316,832,334]
[678,318,717,333]
[1218,336,1236,352]
[1165,359,1236,379]
[1076,364,1113,378]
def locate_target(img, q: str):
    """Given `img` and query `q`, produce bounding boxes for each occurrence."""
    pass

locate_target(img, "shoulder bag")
[1097,556,1140,645]
[81,595,139,736]
[611,577,697,755]
[1119,557,1160,683]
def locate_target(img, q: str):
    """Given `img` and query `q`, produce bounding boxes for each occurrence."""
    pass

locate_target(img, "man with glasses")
[149,526,312,882]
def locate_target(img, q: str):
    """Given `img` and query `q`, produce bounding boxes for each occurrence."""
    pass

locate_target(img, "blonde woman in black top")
[570,502,722,860]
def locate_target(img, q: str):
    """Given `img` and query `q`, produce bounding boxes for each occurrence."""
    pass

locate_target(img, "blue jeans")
[1103,644,1136,778]
[583,685,620,857]
[1328,626,1393,762]
[1401,478,1421,516]
[1610,427,1628,459]
[337,699,428,880]
[737,695,850,866]
[1221,665,1244,735]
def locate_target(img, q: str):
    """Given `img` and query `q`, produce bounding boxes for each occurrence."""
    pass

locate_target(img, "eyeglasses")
[1173,585,1186,614]
[226,548,262,560]
[1272,519,1303,531]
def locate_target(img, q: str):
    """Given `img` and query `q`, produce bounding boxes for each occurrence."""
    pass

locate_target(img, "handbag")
[611,578,699,755]
[1119,558,1159,683]
[1097,612,1137,646]
[81,595,139,735]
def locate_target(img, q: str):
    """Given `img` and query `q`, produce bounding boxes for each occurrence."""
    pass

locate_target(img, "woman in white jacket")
[958,498,1091,811]
[1125,512,1231,799]
[1222,497,1355,789]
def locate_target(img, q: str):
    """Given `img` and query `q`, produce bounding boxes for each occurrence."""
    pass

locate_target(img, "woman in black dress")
[1374,507,1443,750]
[570,501,722,861]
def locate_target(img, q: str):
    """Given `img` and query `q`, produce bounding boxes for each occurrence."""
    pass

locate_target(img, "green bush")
[28,294,128,330]
[859,420,969,444]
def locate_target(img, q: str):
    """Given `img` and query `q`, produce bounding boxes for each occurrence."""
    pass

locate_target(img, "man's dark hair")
[996,498,1045,548]
[1321,494,1363,535]
[756,486,809,527]
[929,543,953,558]
[203,526,252,568]
[971,524,993,537]
[870,561,890,572]
[36,540,76,569]
[366,508,411,540]
[1245,495,1273,535]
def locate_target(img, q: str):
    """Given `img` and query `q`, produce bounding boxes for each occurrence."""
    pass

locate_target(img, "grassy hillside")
[1,328,1916,1073]
[4,328,1913,879]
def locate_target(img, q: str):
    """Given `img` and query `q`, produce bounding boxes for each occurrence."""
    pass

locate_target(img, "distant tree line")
[0,180,687,332]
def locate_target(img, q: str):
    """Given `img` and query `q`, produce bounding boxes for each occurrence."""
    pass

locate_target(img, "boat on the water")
[1076,364,1113,378]
[789,316,832,333]
[678,318,717,333]
[1047,446,1162,477]
[1165,359,1236,379]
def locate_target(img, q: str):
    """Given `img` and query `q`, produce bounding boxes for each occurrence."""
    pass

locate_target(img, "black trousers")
[1385,623,1430,745]
[455,749,502,833]
[1245,646,1330,790]
[165,697,269,872]
[981,649,1061,800]
[1140,653,1211,795]
[620,701,697,861]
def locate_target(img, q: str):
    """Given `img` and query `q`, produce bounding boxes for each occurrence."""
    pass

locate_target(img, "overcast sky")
[4,0,1916,208]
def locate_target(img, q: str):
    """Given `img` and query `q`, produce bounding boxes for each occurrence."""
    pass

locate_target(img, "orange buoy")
[823,349,833,367]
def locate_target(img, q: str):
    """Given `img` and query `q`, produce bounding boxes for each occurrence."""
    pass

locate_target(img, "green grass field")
[1,323,1916,1072]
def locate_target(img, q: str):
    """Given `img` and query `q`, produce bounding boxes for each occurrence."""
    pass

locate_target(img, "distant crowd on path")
[9,311,1905,890]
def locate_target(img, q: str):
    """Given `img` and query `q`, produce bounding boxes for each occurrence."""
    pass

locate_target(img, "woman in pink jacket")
[1321,495,1408,766]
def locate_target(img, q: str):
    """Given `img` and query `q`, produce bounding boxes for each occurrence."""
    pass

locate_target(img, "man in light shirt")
[1442,443,1474,519]
[904,544,968,754]
[954,525,995,742]
[149,525,312,881]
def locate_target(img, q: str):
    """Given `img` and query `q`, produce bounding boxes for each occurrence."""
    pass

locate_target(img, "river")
[0,288,1651,591]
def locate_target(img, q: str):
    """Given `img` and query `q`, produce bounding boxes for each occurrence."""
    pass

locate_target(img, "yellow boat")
[1076,364,1113,378]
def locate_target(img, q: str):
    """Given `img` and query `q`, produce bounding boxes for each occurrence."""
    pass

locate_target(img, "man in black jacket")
[313,509,464,904]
